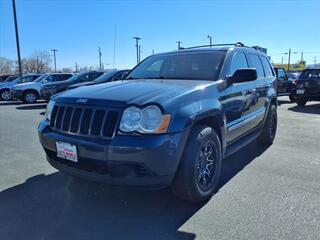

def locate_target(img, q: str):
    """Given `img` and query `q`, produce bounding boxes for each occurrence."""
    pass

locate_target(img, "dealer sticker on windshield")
[56,141,78,162]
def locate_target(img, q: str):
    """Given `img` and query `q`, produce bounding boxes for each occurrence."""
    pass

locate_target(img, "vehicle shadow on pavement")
[278,99,292,105]
[0,101,23,106]
[16,104,47,110]
[288,103,320,115]
[0,141,268,240]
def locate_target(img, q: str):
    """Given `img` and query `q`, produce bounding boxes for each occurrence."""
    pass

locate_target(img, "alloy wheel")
[196,140,216,192]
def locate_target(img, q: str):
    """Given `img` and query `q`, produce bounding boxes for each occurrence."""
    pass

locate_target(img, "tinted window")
[300,69,320,80]
[260,56,273,77]
[58,74,72,81]
[230,53,248,75]
[113,72,124,81]
[248,54,265,78]
[127,51,226,81]
[94,71,117,83]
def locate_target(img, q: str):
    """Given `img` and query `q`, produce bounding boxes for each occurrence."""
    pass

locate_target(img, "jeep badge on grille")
[76,98,88,103]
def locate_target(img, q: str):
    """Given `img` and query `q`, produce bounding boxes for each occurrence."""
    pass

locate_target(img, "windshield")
[65,72,88,82]
[93,71,116,83]
[5,76,19,82]
[300,69,320,80]
[126,51,226,81]
[35,74,49,82]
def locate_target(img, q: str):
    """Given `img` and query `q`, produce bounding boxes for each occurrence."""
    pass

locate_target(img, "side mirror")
[228,68,257,84]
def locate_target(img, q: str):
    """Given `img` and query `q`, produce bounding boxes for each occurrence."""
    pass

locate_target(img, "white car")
[11,73,73,103]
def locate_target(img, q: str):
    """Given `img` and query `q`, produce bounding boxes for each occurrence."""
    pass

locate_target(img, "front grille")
[50,104,119,138]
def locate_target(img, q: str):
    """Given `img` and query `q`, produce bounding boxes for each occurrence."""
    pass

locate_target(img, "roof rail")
[179,42,246,50]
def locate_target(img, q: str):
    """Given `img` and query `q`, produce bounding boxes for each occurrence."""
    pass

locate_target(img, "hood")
[0,80,17,88]
[56,79,215,106]
[69,81,96,89]
[12,81,41,90]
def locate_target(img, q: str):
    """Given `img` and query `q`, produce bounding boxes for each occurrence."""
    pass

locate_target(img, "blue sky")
[1,0,319,70]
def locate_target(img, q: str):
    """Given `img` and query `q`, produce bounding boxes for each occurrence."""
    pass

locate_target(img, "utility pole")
[281,56,283,64]
[207,35,212,47]
[51,49,58,72]
[75,62,78,72]
[12,0,22,78]
[300,52,304,62]
[133,37,141,64]
[138,45,141,63]
[176,41,182,50]
[152,49,155,55]
[287,48,291,72]
[314,56,317,68]
[98,47,102,70]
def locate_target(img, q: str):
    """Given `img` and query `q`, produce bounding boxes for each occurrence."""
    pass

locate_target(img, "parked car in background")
[0,74,17,82]
[0,74,42,101]
[39,43,278,202]
[67,70,130,90]
[41,71,104,100]
[292,68,320,106]
[287,72,300,81]
[274,67,296,101]
[11,73,73,103]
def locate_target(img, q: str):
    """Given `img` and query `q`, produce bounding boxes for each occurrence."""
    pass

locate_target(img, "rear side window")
[230,53,248,75]
[59,74,72,81]
[260,56,274,77]
[248,54,265,78]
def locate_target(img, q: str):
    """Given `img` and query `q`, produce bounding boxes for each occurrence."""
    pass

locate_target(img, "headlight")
[45,100,55,121]
[119,105,171,134]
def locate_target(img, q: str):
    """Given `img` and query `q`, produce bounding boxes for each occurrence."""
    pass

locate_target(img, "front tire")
[23,91,38,104]
[0,89,12,101]
[258,104,277,145]
[171,125,222,202]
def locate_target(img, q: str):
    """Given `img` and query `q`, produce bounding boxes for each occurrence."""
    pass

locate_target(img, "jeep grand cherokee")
[38,43,277,202]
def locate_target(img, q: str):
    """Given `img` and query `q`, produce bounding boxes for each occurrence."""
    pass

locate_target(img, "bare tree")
[16,50,52,73]
[0,57,14,73]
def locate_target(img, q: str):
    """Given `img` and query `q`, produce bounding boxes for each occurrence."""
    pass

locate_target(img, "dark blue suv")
[38,43,277,202]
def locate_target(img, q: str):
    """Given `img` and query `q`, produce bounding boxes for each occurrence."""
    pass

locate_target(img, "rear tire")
[171,125,222,203]
[296,98,307,106]
[289,94,295,102]
[258,104,277,145]
[23,91,38,104]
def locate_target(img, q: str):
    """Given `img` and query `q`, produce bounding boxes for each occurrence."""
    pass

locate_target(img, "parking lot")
[0,97,319,240]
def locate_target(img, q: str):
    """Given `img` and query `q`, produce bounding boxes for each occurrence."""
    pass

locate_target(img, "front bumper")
[38,120,188,187]
[41,89,57,100]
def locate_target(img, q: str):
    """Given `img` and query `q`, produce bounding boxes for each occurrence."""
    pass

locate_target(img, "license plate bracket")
[56,141,78,162]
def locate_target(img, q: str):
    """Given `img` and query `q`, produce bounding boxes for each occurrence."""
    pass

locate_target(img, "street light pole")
[133,37,141,64]
[51,49,58,72]
[287,48,291,72]
[207,35,212,47]
[12,0,22,78]
[176,41,182,50]
[98,47,102,70]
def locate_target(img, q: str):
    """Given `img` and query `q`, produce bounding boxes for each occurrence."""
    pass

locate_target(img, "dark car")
[41,71,104,100]
[0,74,16,82]
[292,68,320,106]
[274,67,296,101]
[38,43,277,202]
[68,70,130,90]
[0,74,42,101]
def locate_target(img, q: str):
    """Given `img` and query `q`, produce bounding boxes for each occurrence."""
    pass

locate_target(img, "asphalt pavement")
[0,97,319,240]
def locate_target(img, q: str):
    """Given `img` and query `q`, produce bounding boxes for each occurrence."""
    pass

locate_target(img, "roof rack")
[179,42,246,50]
